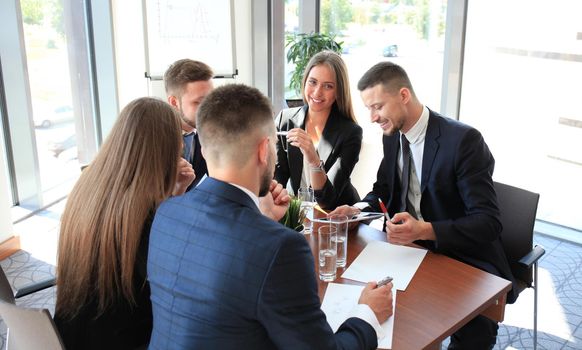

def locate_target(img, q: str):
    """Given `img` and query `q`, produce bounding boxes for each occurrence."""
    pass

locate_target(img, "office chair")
[0,266,55,303]
[494,181,545,350]
[0,301,64,350]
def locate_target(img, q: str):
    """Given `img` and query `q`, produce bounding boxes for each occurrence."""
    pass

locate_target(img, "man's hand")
[328,205,361,230]
[385,212,436,245]
[259,180,291,221]
[358,281,393,323]
[172,158,195,196]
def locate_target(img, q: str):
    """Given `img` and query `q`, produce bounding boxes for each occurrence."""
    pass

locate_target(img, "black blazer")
[274,105,362,210]
[362,109,517,303]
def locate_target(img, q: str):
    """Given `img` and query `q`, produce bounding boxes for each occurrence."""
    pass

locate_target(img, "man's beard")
[178,99,196,129]
[258,153,274,197]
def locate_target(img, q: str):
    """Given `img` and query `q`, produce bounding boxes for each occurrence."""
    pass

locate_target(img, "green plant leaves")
[285,32,343,94]
[279,196,307,231]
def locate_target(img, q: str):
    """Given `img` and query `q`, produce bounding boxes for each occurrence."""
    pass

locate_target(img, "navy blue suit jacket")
[148,177,377,349]
[275,105,362,209]
[362,109,517,303]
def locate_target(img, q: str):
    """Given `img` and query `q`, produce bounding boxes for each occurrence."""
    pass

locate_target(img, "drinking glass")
[318,225,338,282]
[329,214,348,268]
[298,187,315,234]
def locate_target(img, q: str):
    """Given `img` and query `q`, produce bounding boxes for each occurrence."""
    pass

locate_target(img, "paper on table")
[341,240,427,291]
[321,283,396,349]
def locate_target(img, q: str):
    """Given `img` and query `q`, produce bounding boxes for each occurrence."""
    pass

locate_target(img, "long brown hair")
[301,50,357,123]
[56,97,182,320]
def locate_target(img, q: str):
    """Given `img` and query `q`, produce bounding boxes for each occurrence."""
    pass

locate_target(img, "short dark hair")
[197,84,273,165]
[357,61,415,96]
[164,59,213,97]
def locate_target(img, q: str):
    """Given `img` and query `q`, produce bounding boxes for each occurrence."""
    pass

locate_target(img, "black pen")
[377,276,393,287]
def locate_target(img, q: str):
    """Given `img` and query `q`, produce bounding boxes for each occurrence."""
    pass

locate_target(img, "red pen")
[377,198,391,221]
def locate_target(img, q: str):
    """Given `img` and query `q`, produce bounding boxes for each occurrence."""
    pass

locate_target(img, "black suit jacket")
[274,105,362,209]
[362,109,517,303]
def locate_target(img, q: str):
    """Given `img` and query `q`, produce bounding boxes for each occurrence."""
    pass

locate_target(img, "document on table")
[341,240,427,291]
[321,283,396,349]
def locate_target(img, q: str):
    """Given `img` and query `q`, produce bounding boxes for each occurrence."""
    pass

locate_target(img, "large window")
[460,0,582,231]
[20,0,81,205]
[319,0,448,195]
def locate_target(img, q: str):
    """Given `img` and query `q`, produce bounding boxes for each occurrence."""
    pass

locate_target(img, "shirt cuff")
[349,303,386,340]
[353,202,371,210]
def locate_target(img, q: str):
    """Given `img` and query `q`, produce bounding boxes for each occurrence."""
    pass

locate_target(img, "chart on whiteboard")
[144,0,236,77]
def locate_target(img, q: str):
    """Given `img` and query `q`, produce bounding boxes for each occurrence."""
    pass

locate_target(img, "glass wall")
[318,0,448,195]
[460,0,582,231]
[20,0,81,205]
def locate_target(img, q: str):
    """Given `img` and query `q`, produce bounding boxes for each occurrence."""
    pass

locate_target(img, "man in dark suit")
[164,59,213,188]
[147,84,394,349]
[330,62,515,349]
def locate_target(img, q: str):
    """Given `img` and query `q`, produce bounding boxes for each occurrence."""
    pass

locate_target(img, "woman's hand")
[172,158,195,196]
[287,128,319,166]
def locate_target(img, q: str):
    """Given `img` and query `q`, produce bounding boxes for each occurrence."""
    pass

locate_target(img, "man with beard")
[147,84,394,349]
[164,59,213,187]
[330,61,515,349]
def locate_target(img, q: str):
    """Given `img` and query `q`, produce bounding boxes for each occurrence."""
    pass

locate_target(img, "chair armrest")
[14,277,56,298]
[518,245,545,269]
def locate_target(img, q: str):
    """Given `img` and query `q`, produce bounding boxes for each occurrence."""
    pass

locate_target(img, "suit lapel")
[288,107,307,193]
[384,135,400,210]
[318,111,340,170]
[421,111,440,192]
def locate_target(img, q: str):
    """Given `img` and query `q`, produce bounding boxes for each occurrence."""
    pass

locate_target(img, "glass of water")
[329,214,348,268]
[298,187,315,234]
[318,225,337,282]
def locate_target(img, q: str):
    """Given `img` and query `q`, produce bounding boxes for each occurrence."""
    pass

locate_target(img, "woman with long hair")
[275,50,362,209]
[54,97,194,349]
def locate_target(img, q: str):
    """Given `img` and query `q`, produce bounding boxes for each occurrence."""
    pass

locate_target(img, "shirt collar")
[229,183,260,210]
[402,105,429,144]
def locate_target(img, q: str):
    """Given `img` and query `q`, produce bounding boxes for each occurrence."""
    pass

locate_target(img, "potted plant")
[279,196,307,232]
[285,32,343,105]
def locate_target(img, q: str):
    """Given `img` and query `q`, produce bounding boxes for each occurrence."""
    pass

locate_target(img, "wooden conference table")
[306,223,512,350]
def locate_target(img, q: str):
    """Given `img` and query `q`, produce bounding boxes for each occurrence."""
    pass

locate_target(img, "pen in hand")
[378,198,390,221]
[377,276,393,288]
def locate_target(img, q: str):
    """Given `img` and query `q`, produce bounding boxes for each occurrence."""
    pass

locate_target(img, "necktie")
[399,134,411,213]
[191,133,208,186]
[182,132,195,163]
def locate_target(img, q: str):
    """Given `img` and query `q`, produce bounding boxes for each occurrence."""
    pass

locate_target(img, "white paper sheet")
[341,240,427,291]
[321,283,396,349]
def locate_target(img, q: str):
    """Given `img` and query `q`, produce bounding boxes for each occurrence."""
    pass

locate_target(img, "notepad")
[341,240,427,291]
[321,283,396,349]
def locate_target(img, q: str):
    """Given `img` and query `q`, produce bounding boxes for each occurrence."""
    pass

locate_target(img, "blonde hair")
[56,97,182,319]
[301,50,357,123]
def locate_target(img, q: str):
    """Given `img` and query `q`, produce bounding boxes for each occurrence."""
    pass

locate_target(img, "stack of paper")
[321,283,396,349]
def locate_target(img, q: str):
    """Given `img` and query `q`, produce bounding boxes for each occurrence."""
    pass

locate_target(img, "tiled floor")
[2,200,582,349]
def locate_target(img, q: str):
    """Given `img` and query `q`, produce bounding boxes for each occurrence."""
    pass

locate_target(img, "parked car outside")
[48,133,76,158]
[382,44,398,57]
[34,105,74,128]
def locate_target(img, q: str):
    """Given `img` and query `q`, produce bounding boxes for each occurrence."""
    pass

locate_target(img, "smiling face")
[360,83,410,136]
[303,64,336,114]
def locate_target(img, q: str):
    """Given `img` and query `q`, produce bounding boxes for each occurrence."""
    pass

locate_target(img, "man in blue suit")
[147,84,393,349]
[330,62,515,349]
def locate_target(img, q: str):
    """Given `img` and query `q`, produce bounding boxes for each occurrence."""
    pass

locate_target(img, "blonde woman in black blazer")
[275,51,362,210]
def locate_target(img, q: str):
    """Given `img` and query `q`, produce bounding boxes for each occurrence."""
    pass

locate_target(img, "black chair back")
[494,181,540,287]
[0,266,16,304]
